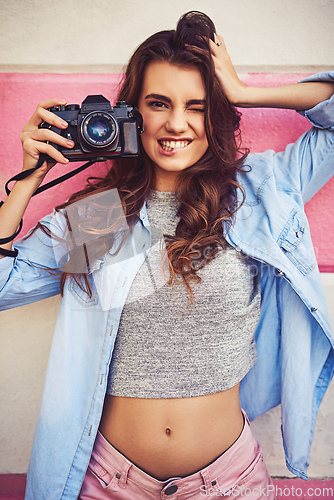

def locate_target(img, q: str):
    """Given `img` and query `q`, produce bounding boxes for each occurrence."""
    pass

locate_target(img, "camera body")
[41,95,142,162]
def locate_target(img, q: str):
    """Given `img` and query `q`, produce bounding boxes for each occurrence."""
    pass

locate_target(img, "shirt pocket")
[277,209,316,275]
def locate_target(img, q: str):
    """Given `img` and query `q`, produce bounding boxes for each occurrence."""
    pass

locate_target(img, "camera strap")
[4,106,143,197]
[0,158,97,255]
[1,106,144,251]
[4,157,98,197]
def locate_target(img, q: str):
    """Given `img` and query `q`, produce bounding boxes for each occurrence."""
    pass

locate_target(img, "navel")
[165,427,171,436]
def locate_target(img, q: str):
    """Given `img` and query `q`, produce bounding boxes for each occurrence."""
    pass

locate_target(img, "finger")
[24,108,69,132]
[20,127,74,166]
[23,137,70,166]
[184,43,205,55]
[23,127,75,150]
[24,99,68,131]
[209,35,229,59]
[26,160,56,179]
[36,98,67,110]
[213,33,227,50]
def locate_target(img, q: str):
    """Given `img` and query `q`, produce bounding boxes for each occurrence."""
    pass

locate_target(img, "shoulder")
[237,150,295,203]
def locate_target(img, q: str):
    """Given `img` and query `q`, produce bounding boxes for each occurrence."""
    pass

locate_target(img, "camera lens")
[81,111,119,148]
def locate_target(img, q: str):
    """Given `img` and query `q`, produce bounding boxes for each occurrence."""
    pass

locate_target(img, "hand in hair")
[183,25,247,107]
[208,34,248,106]
[209,33,334,110]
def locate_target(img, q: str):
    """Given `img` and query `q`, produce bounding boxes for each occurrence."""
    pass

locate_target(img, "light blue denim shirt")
[0,72,333,499]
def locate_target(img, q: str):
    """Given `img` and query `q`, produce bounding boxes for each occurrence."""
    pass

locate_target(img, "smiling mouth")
[159,139,192,151]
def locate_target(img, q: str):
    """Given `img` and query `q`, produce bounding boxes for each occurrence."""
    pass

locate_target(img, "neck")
[153,169,178,192]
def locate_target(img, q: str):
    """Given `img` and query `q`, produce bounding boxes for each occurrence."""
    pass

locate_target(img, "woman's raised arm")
[0,99,74,258]
[210,35,334,111]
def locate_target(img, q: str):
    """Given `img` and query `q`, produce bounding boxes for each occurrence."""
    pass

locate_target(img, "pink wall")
[0,73,333,271]
[1,475,333,500]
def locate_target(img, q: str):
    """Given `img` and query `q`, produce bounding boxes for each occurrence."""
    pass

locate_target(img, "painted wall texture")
[0,0,333,480]
[0,72,333,270]
[0,0,333,73]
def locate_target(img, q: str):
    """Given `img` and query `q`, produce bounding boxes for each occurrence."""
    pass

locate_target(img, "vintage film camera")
[40,95,143,162]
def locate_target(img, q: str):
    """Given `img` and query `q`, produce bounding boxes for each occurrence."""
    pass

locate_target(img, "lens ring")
[81,111,119,148]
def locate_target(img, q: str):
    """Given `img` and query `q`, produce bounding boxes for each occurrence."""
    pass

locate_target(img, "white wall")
[0,0,333,73]
[0,0,333,477]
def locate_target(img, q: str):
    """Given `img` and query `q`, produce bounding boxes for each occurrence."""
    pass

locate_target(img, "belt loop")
[200,468,221,496]
[118,460,131,488]
[200,468,212,490]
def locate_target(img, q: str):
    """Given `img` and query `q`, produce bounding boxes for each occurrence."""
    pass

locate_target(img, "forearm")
[209,38,334,111]
[0,178,39,258]
[233,81,334,111]
[0,98,73,258]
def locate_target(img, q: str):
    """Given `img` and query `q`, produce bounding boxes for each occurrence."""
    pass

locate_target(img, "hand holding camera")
[0,95,143,253]
[20,95,142,176]
[13,94,143,200]
[20,98,72,175]
[39,95,142,163]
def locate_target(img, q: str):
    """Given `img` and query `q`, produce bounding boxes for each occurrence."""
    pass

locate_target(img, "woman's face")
[137,61,209,191]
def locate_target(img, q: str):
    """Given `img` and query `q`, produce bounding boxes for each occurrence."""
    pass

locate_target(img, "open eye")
[148,101,168,109]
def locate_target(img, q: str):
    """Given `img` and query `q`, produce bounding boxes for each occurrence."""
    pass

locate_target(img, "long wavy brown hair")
[35,11,249,303]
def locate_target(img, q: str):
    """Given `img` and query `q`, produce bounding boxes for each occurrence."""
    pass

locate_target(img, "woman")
[0,11,333,500]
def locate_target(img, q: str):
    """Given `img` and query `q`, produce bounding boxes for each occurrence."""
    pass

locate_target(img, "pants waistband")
[92,409,259,496]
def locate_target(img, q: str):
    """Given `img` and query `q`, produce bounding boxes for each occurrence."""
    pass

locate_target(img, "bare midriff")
[98,383,243,481]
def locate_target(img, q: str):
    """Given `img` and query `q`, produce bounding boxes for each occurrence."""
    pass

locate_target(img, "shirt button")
[277,269,284,276]
[311,307,318,312]
[236,245,242,252]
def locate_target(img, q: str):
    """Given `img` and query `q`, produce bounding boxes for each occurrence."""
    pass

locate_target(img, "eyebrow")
[144,93,206,106]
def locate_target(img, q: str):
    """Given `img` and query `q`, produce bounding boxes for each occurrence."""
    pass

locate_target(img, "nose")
[165,109,188,134]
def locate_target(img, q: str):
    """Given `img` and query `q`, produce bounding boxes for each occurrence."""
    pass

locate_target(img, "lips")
[159,139,192,152]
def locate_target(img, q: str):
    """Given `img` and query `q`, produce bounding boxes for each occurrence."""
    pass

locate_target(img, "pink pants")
[79,411,276,499]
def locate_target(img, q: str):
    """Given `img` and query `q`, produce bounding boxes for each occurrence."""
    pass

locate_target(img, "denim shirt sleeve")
[298,72,334,130]
[271,71,334,204]
[0,210,65,310]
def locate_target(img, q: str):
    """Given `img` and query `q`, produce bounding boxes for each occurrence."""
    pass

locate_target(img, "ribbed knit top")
[106,190,260,398]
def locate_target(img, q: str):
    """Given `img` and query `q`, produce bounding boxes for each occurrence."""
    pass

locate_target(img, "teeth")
[160,140,190,151]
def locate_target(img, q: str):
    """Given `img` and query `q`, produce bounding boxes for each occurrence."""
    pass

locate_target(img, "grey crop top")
[106,190,260,398]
